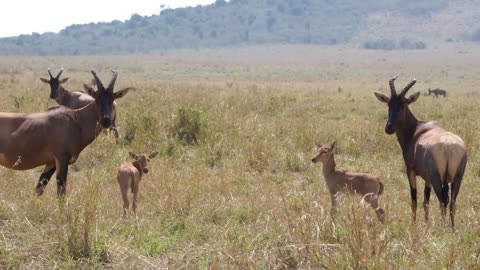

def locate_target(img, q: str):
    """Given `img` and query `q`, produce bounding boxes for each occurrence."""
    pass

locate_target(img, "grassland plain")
[0,45,479,269]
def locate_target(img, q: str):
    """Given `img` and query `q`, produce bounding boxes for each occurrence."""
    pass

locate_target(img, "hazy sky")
[0,0,216,38]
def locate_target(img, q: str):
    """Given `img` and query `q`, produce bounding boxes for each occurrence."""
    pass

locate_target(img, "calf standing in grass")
[311,142,385,222]
[117,151,158,217]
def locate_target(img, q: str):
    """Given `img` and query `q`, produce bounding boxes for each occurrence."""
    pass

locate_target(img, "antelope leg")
[407,170,417,222]
[55,155,70,197]
[35,164,56,196]
[423,184,431,221]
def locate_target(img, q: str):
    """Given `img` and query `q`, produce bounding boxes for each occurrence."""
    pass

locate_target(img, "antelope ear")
[40,78,49,84]
[315,142,322,148]
[148,152,159,159]
[59,78,69,84]
[83,84,96,97]
[330,141,337,151]
[128,151,138,159]
[114,87,133,100]
[407,92,420,104]
[374,92,389,103]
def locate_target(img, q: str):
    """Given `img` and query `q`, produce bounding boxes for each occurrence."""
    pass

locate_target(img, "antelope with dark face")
[0,70,130,196]
[374,77,467,228]
[40,68,120,138]
[117,151,158,217]
[428,88,447,98]
[40,68,95,107]
[311,142,385,222]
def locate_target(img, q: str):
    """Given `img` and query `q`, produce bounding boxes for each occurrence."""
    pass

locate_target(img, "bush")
[399,39,426,49]
[122,110,160,146]
[363,39,397,50]
[470,28,480,42]
[170,106,208,145]
[363,39,426,50]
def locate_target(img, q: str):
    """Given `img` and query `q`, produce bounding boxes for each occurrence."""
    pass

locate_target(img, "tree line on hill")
[0,0,476,55]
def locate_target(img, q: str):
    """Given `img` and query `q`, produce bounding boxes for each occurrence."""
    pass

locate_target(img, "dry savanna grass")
[0,45,480,269]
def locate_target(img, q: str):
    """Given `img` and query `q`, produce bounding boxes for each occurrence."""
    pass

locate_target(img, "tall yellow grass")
[0,45,479,269]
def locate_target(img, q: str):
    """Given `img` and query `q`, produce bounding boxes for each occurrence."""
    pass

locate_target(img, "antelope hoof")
[376,209,385,223]
[35,185,46,196]
[57,186,66,197]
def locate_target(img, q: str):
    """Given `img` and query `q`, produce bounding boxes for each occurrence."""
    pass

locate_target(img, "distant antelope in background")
[428,88,447,97]
[311,142,385,222]
[375,76,467,228]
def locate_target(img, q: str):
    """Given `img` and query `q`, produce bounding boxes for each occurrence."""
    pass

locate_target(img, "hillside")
[0,0,479,55]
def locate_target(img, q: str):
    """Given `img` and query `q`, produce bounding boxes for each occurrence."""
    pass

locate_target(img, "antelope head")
[129,151,159,174]
[311,141,336,163]
[374,76,420,134]
[85,69,131,128]
[40,68,68,99]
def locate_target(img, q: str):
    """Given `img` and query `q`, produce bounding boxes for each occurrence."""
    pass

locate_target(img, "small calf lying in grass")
[117,151,158,217]
[311,142,385,222]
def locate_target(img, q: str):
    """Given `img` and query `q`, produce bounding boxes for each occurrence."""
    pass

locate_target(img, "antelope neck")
[73,101,104,149]
[321,155,336,175]
[132,161,144,176]
[55,86,68,105]
[395,106,420,151]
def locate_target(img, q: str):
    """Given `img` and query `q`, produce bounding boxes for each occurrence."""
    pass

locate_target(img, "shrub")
[470,28,480,42]
[363,39,426,50]
[122,111,160,146]
[170,106,208,145]
[399,39,426,49]
[363,39,397,50]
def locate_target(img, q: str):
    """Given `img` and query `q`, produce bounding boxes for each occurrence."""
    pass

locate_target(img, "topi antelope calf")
[117,151,158,217]
[311,142,385,222]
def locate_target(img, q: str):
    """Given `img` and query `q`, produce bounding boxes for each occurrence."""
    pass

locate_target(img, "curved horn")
[56,68,64,79]
[90,69,105,90]
[48,68,53,79]
[399,78,417,97]
[389,75,398,96]
[107,69,118,91]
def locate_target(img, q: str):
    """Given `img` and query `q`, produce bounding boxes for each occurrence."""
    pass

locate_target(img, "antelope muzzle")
[385,121,395,134]
[100,115,111,128]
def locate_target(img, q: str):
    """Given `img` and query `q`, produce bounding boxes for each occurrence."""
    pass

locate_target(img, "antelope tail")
[378,181,384,196]
[129,170,136,193]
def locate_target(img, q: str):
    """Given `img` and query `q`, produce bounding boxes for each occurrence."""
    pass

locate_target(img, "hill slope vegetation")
[0,0,479,55]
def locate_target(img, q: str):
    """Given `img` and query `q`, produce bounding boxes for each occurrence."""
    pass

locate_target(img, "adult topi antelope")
[117,151,158,217]
[0,70,131,196]
[374,76,467,228]
[40,68,94,107]
[428,88,447,98]
[40,68,120,138]
[311,142,385,222]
